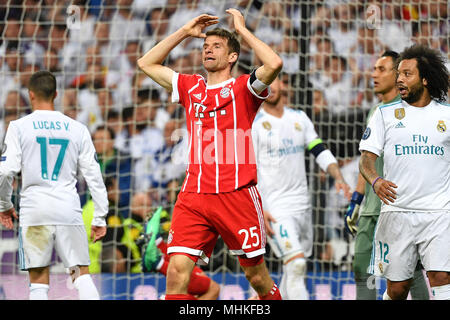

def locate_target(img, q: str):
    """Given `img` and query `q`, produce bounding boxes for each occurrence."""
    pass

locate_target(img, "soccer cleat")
[140,206,163,272]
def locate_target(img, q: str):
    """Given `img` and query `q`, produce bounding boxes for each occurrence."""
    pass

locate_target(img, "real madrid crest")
[378,262,383,273]
[437,120,446,133]
[262,121,272,131]
[294,122,302,131]
[394,108,405,120]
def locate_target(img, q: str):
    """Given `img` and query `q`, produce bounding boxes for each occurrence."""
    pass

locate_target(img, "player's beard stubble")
[399,81,425,104]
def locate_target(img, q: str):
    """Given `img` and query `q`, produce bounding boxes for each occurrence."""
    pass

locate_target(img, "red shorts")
[167,185,266,267]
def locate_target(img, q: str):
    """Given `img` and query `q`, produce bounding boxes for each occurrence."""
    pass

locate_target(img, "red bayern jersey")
[171,72,269,193]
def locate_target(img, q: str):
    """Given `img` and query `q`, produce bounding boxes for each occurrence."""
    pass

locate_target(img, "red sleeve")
[171,72,202,107]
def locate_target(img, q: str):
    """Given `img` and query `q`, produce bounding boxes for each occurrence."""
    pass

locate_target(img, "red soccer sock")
[157,259,169,276]
[165,294,197,300]
[258,283,282,300]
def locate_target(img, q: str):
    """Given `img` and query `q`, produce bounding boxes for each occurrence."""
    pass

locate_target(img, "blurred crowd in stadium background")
[0,0,448,275]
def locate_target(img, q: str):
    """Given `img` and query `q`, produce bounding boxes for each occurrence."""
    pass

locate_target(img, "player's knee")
[388,281,411,300]
[166,257,192,290]
[243,265,270,292]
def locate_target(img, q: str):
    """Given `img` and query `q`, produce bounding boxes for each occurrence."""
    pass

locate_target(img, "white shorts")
[266,209,313,262]
[18,225,90,271]
[369,210,450,281]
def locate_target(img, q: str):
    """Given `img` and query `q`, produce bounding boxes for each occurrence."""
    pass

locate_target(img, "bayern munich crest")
[220,87,230,98]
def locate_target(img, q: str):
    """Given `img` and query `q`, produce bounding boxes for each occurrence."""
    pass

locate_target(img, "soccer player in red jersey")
[138,8,283,300]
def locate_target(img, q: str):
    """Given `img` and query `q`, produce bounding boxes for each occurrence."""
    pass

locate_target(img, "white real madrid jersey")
[0,110,108,226]
[359,99,450,213]
[252,107,319,215]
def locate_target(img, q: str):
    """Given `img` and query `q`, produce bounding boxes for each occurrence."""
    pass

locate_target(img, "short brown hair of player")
[205,28,240,68]
[28,70,57,101]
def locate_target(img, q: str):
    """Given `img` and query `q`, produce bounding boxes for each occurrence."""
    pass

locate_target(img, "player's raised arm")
[137,14,219,91]
[226,8,283,92]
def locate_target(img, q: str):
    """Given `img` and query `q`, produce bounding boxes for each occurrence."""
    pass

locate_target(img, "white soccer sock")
[383,290,392,300]
[285,258,309,300]
[29,283,49,300]
[74,274,100,300]
[431,284,450,300]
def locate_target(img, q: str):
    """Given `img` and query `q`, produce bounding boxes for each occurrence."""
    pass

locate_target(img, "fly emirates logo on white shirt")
[394,133,445,156]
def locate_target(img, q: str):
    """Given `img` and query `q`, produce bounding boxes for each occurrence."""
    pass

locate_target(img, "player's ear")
[28,90,35,101]
[229,52,238,65]
[422,77,428,86]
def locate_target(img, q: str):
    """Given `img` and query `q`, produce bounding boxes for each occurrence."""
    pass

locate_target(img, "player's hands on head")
[226,8,246,33]
[0,207,18,229]
[182,14,219,38]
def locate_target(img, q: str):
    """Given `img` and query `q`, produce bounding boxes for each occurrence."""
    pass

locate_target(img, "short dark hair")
[397,45,449,102]
[28,70,57,101]
[381,50,399,63]
[205,28,240,69]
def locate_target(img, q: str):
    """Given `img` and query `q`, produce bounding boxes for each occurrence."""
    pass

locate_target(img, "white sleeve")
[359,106,385,156]
[301,112,320,146]
[0,123,22,211]
[171,71,180,103]
[78,126,108,226]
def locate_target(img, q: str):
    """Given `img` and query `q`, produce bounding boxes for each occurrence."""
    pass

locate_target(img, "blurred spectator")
[43,47,65,109]
[62,88,80,120]
[114,106,164,192]
[3,90,29,117]
[112,40,143,107]
[348,24,386,109]
[142,6,171,53]
[321,55,356,115]
[74,63,104,131]
[328,3,357,57]
[93,21,117,70]
[93,125,133,216]
[411,20,440,49]
[109,0,147,56]
[136,88,170,131]
[377,2,413,53]
[140,119,188,205]
[67,0,97,50]
[254,1,291,48]
[276,33,299,75]
[20,12,46,68]
[309,36,334,91]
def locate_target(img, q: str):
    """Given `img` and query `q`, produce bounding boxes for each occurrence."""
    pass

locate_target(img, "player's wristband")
[371,176,382,192]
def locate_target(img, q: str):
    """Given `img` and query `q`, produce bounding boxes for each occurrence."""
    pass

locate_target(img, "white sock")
[74,274,100,300]
[29,283,49,300]
[432,284,450,300]
[383,290,392,300]
[278,266,288,299]
[285,258,309,300]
